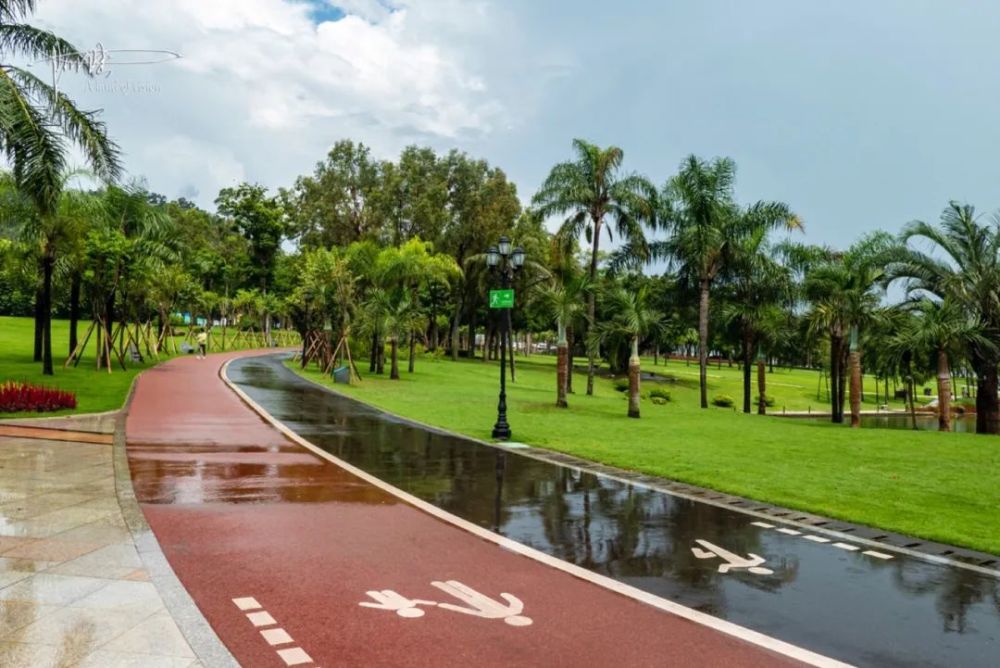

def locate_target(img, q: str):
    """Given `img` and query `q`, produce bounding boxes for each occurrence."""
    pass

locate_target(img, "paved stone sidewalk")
[0,416,227,667]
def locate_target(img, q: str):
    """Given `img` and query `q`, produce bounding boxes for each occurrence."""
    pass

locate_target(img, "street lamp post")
[487,237,525,440]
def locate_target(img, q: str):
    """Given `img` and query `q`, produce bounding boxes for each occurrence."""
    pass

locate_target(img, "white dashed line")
[752,524,894,560]
[863,550,893,560]
[246,611,277,627]
[232,597,261,611]
[235,597,315,666]
[261,628,295,646]
[277,647,314,666]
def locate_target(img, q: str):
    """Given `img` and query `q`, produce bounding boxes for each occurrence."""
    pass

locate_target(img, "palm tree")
[542,275,589,408]
[887,202,1000,435]
[532,139,656,396]
[892,298,990,431]
[0,1,121,373]
[721,225,794,414]
[592,284,665,418]
[805,235,891,426]
[660,155,798,408]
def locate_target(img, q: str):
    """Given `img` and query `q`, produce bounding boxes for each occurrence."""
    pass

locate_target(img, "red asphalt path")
[126,352,806,667]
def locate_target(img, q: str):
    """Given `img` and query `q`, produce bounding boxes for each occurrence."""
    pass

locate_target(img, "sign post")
[489,289,514,309]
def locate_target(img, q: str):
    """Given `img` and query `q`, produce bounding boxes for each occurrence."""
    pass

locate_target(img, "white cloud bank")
[30,0,517,207]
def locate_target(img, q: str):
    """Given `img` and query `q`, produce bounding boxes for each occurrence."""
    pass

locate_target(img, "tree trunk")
[556,322,568,408]
[586,218,601,396]
[566,326,574,394]
[369,330,378,372]
[698,278,710,409]
[628,336,640,418]
[376,334,385,374]
[849,349,862,428]
[449,296,462,361]
[390,339,399,379]
[41,253,55,376]
[33,283,43,362]
[937,348,951,432]
[468,307,477,359]
[974,356,999,435]
[830,335,842,423]
[757,357,767,415]
[69,273,81,357]
[741,330,752,414]
[408,333,416,373]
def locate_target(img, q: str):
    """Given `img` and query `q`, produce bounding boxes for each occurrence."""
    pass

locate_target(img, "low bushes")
[712,394,735,408]
[754,394,776,407]
[648,387,671,403]
[0,382,77,413]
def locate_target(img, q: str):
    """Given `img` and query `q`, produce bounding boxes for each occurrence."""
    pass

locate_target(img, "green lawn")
[0,315,285,418]
[291,352,1000,555]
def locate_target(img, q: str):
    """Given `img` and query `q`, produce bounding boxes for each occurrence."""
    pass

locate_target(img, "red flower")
[0,382,77,413]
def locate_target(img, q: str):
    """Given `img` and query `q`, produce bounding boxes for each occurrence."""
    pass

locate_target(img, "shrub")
[613,379,629,393]
[0,382,77,413]
[651,396,668,405]
[648,387,671,401]
[754,394,776,407]
[712,394,734,408]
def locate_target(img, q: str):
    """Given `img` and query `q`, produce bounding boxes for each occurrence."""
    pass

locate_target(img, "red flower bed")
[0,382,77,413]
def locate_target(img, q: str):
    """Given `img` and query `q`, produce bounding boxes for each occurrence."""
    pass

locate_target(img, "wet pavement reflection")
[229,355,1000,668]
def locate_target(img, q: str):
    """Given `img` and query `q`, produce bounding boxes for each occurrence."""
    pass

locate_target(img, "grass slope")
[0,316,279,418]
[291,353,1000,555]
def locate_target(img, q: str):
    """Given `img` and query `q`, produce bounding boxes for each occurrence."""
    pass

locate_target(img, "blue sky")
[39,0,1000,251]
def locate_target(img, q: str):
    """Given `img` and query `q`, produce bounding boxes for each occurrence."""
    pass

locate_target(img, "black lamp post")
[486,236,525,440]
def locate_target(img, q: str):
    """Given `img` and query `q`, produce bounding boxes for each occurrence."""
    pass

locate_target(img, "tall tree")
[888,202,1000,434]
[533,139,655,396]
[216,183,285,341]
[661,155,798,408]
[0,0,121,372]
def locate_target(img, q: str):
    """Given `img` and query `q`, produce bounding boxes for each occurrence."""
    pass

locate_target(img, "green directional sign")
[489,289,514,309]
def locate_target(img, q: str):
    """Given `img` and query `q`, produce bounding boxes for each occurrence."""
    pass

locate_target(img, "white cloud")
[28,0,518,207]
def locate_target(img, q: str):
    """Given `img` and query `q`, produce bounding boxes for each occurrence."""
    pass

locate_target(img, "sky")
[29,0,1000,249]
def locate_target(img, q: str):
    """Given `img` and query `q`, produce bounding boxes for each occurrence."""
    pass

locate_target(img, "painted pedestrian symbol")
[691,539,774,575]
[359,580,533,626]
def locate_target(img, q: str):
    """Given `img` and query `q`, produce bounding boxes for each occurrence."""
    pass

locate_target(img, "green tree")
[533,139,656,396]
[888,202,1000,434]
[542,275,590,408]
[0,0,121,373]
[592,283,665,418]
[660,155,798,408]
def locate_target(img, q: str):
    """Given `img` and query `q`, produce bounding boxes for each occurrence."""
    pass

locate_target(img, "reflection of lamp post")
[486,237,525,440]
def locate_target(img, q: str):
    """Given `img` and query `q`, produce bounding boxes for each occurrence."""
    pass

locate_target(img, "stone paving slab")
[0,434,210,667]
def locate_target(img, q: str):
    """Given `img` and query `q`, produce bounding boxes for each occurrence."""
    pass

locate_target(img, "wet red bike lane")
[126,352,832,667]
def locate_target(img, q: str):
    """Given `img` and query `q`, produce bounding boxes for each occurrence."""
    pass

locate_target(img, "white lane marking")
[277,647,313,666]
[776,528,801,536]
[863,550,894,560]
[232,597,261,611]
[359,590,437,618]
[261,628,295,646]
[804,535,831,543]
[832,542,860,552]
[431,581,532,626]
[691,539,773,575]
[246,611,277,627]
[751,521,774,529]
[223,358,853,668]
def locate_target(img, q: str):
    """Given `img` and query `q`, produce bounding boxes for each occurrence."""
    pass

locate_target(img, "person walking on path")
[197,329,208,359]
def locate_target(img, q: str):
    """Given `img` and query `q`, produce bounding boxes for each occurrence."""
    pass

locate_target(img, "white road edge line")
[863,550,893,560]
[220,358,853,668]
[776,528,802,535]
[232,597,261,611]
[832,542,860,551]
[750,521,774,528]
[804,535,831,543]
